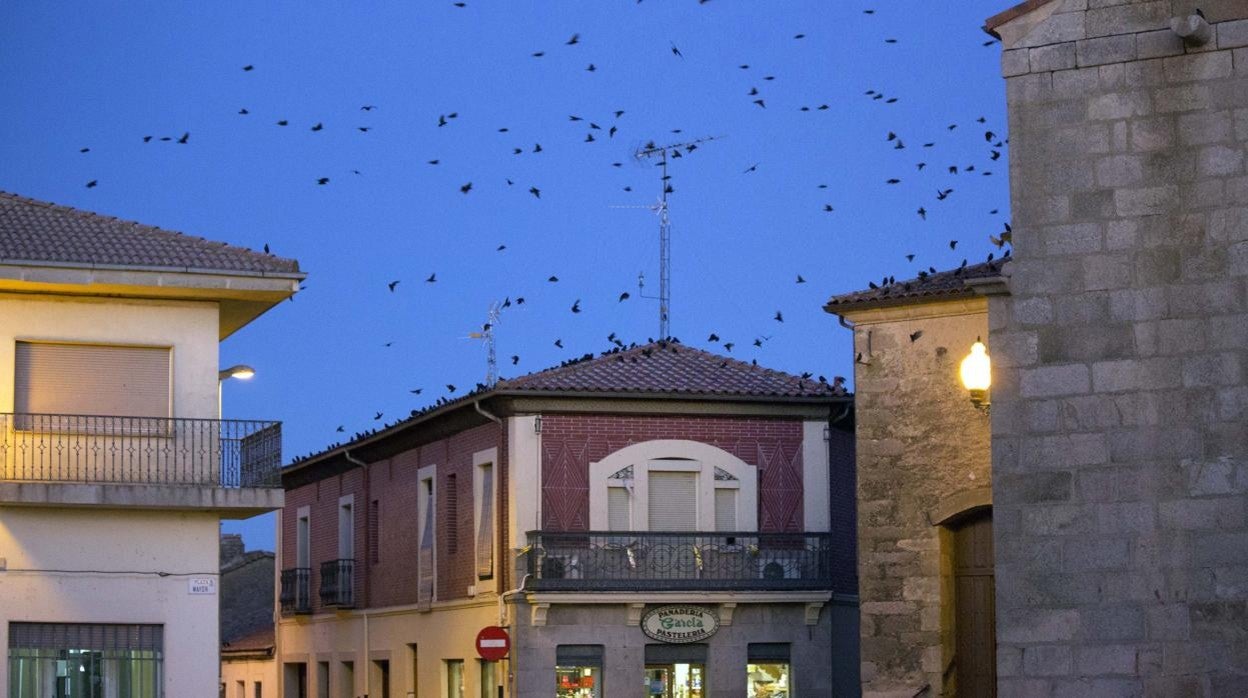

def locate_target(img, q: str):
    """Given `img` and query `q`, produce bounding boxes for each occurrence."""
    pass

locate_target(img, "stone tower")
[988,1,1248,694]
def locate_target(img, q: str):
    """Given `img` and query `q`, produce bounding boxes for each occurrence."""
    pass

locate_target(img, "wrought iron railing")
[280,568,312,614]
[319,559,356,608]
[0,413,281,487]
[525,531,836,591]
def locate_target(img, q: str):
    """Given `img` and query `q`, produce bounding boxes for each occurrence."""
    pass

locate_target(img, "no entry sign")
[476,626,510,661]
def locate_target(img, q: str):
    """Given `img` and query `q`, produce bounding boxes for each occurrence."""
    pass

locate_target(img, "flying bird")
[571,300,581,313]
[388,280,400,292]
[670,42,683,58]
[619,292,630,302]
[566,33,580,45]
[460,182,473,193]
[529,186,541,198]
[774,311,784,322]
[242,65,254,71]
[426,273,437,283]
[85,180,98,188]
[310,123,323,132]
[177,132,189,144]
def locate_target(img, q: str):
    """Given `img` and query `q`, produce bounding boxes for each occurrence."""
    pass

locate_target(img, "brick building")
[275,341,858,697]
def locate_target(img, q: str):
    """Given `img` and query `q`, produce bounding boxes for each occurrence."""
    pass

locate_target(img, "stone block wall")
[992,0,1248,694]
[844,300,992,697]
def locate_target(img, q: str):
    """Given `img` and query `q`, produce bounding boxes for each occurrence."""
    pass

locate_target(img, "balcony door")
[648,471,698,532]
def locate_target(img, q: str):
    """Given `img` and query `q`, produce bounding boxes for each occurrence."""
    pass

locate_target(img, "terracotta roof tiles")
[824,258,1010,313]
[0,191,301,276]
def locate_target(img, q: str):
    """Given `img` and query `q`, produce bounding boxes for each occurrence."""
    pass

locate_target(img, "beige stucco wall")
[0,293,220,418]
[841,297,992,698]
[278,600,503,698]
[222,656,277,698]
[0,507,222,697]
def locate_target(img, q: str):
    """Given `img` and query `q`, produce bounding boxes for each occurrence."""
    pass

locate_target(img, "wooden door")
[954,509,996,697]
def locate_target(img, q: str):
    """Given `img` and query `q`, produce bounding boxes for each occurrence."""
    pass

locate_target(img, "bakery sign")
[640,605,720,644]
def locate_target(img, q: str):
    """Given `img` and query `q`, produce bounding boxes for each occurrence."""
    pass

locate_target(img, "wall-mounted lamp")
[218,364,256,382]
[959,339,991,410]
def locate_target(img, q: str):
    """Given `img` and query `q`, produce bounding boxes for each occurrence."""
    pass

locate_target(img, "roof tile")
[824,258,1010,313]
[0,191,300,275]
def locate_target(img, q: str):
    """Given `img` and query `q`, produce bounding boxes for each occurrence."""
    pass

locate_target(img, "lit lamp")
[218,364,256,382]
[960,339,991,409]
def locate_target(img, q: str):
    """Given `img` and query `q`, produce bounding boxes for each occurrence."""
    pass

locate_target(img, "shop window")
[446,659,465,698]
[479,659,498,698]
[747,643,791,698]
[8,622,163,698]
[556,645,602,698]
[645,644,707,698]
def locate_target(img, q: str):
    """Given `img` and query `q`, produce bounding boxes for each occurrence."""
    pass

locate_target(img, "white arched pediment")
[588,439,758,532]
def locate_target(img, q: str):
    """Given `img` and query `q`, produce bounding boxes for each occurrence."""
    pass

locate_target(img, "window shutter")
[15,342,170,418]
[607,488,631,531]
[368,500,381,565]
[446,474,459,554]
[648,471,697,531]
[714,489,737,532]
[476,465,494,579]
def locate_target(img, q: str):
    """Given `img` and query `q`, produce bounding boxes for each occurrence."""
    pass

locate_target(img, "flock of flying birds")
[61,3,1014,443]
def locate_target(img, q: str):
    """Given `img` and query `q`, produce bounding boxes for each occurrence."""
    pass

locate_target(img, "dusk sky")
[0,1,1010,549]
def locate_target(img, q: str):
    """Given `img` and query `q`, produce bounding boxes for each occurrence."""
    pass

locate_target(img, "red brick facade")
[282,410,852,612]
[282,422,506,612]
[539,414,807,533]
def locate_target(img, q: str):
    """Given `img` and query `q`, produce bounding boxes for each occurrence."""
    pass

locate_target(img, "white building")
[0,191,302,697]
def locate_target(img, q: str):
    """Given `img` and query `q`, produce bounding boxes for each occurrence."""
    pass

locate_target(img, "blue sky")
[0,1,1010,549]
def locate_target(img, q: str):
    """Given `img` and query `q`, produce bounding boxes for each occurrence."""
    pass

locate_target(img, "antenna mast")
[633,134,723,339]
[467,301,503,387]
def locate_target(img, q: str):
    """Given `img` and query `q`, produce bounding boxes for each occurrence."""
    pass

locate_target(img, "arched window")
[587,440,758,532]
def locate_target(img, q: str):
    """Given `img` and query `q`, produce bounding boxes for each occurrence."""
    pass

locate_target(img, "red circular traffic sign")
[476,626,510,661]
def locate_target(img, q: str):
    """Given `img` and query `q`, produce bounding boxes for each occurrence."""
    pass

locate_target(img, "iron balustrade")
[319,559,356,608]
[525,530,836,591]
[280,568,312,614]
[0,413,281,488]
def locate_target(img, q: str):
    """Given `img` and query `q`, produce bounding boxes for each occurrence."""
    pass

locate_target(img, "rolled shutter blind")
[476,465,494,578]
[648,471,697,531]
[607,487,631,531]
[714,489,737,532]
[15,342,170,418]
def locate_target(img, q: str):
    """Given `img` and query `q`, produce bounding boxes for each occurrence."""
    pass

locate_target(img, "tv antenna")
[626,134,724,339]
[466,300,504,387]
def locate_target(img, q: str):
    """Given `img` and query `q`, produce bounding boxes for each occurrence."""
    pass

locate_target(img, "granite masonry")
[988,0,1248,695]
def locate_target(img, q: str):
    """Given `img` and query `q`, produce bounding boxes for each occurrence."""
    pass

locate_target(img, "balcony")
[280,568,312,615]
[0,413,283,515]
[525,531,836,592]
[319,559,356,608]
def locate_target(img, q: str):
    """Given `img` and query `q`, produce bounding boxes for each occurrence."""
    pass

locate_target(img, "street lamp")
[960,339,991,410]
[218,365,256,382]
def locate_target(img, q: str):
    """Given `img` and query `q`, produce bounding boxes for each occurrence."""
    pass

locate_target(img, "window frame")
[472,448,499,582]
[588,440,757,532]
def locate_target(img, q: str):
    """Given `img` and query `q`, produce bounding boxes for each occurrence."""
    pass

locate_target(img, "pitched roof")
[498,341,846,399]
[221,625,274,654]
[0,191,301,276]
[824,258,1010,314]
[287,340,848,470]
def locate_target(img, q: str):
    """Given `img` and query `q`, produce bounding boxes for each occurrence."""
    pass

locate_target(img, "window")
[475,459,495,580]
[316,662,329,698]
[338,496,354,561]
[747,643,791,698]
[296,508,311,569]
[9,623,165,698]
[446,474,459,554]
[714,489,737,532]
[340,661,354,698]
[479,660,498,698]
[418,474,436,604]
[648,471,698,531]
[14,342,171,419]
[555,645,602,698]
[253,681,263,698]
[588,441,758,532]
[446,660,465,698]
[237,680,246,698]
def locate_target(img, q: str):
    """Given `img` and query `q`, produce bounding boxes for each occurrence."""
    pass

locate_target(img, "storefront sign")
[640,605,719,644]
[476,626,511,661]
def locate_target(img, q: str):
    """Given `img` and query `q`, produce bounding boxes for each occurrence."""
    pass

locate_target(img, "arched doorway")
[952,508,995,697]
